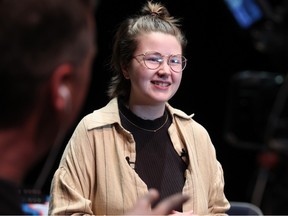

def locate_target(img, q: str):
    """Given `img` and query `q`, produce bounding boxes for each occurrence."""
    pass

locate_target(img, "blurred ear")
[121,63,130,79]
[50,64,73,111]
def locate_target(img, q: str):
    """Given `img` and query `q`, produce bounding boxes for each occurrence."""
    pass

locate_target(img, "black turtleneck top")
[118,98,187,210]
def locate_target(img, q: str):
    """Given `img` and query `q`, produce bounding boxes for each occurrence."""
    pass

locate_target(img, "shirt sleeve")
[48,119,95,215]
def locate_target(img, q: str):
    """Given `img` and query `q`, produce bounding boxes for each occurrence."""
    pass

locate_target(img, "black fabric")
[118,98,187,211]
[0,179,24,215]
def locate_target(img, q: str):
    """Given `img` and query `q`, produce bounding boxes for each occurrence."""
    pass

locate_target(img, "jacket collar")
[85,97,194,130]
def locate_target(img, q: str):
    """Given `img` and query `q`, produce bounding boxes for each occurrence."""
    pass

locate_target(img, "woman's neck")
[127,102,166,120]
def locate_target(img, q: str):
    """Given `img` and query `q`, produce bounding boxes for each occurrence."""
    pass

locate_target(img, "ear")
[50,64,73,111]
[121,63,130,79]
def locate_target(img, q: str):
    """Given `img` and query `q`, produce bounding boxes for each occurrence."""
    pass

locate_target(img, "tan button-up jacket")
[49,97,230,215]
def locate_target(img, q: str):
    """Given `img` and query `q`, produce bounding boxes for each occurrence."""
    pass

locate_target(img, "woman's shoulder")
[166,103,194,119]
[78,98,120,130]
[166,103,210,135]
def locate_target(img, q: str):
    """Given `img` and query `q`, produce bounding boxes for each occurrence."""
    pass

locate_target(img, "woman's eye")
[147,56,162,63]
[170,57,181,64]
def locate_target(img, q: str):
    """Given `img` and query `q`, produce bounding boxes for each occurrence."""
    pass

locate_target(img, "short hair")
[107,0,187,100]
[0,0,95,128]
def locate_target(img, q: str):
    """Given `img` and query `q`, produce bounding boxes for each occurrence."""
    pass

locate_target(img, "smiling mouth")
[152,81,170,87]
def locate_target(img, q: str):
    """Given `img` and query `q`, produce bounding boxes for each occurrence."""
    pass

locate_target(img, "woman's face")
[124,32,183,106]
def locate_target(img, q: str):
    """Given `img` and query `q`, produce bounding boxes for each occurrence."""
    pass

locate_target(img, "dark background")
[25,0,288,214]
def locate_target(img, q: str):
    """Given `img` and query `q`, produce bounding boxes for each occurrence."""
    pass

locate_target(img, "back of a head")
[107,0,187,100]
[0,0,95,128]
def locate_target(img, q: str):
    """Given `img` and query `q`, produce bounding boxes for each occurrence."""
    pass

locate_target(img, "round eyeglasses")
[133,51,187,73]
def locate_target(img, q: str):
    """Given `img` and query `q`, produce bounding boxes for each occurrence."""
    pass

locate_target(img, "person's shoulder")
[166,103,209,133]
[166,103,194,120]
[80,98,120,130]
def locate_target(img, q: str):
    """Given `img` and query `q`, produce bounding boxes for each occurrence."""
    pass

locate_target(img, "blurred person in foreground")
[49,0,230,215]
[0,0,188,214]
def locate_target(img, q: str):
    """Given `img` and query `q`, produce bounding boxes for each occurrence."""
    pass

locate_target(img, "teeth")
[153,81,169,87]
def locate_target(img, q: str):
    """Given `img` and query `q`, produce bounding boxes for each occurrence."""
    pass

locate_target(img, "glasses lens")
[169,55,186,72]
[143,52,162,70]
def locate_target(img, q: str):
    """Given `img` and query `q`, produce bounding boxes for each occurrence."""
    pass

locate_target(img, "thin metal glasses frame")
[133,51,187,73]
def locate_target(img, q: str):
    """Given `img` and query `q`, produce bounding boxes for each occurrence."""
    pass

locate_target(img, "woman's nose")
[157,61,171,75]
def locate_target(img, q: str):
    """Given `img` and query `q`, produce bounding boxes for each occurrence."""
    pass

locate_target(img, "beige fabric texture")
[49,97,230,215]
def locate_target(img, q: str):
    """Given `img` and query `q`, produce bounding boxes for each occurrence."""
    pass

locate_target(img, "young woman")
[49,1,230,215]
